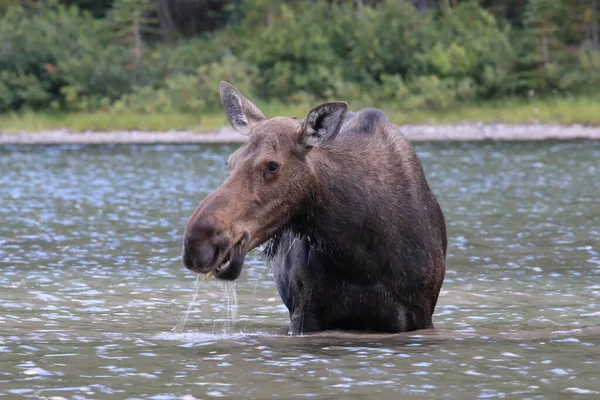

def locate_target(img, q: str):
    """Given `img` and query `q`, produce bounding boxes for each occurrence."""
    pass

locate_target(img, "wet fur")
[264,108,447,335]
[186,83,447,336]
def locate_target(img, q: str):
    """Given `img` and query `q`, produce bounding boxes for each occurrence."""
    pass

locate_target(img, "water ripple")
[0,142,599,399]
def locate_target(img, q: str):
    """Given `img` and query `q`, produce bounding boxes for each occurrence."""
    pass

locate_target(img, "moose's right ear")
[219,81,266,135]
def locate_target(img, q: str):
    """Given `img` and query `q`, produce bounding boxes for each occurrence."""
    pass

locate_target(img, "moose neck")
[301,147,407,268]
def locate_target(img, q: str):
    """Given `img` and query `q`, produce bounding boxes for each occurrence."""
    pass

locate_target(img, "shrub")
[243,1,344,100]
[112,56,258,114]
[0,0,597,115]
[0,2,137,111]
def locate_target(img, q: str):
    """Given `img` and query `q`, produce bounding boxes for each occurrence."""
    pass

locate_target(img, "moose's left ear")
[220,81,266,135]
[301,102,348,148]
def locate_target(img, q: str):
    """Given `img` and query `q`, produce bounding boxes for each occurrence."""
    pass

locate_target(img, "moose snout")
[182,223,230,273]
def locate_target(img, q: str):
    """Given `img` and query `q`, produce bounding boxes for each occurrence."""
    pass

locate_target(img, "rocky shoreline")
[2,123,600,144]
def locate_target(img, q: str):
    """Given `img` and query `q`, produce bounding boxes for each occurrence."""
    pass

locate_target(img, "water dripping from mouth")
[172,273,201,334]
[221,281,238,334]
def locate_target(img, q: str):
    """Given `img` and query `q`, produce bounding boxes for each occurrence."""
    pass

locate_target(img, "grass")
[1,96,600,133]
[384,96,600,126]
[0,111,219,133]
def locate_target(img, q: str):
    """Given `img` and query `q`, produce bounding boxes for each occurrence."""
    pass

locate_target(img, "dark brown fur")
[182,82,447,335]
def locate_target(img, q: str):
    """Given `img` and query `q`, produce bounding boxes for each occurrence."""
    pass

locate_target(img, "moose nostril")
[182,250,194,269]
[198,240,218,266]
[182,223,228,271]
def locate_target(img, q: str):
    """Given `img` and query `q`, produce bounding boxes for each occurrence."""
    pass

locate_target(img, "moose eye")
[266,161,279,175]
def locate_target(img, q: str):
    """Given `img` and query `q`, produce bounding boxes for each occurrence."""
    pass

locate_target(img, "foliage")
[61,0,115,18]
[111,55,258,114]
[244,1,344,100]
[0,0,599,115]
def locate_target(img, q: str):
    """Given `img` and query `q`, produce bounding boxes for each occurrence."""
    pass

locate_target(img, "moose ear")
[301,102,348,148]
[220,81,266,135]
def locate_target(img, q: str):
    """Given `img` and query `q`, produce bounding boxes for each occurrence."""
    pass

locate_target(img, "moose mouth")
[213,239,247,281]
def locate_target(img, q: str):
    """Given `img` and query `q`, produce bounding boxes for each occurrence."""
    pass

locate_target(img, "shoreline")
[2,123,600,144]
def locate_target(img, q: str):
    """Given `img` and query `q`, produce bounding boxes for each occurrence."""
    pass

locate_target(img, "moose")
[182,81,447,335]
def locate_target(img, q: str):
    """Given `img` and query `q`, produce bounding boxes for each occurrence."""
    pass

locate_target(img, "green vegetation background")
[1,0,599,131]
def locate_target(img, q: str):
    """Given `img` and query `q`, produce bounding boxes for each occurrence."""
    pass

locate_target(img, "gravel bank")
[2,123,600,144]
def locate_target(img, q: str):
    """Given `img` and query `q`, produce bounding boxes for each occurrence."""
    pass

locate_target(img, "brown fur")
[182,82,447,335]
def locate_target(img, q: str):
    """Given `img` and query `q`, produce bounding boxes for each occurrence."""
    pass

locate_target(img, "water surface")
[1,141,599,399]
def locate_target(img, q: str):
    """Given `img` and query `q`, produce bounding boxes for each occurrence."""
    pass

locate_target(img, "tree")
[412,0,428,11]
[594,0,599,47]
[61,0,115,17]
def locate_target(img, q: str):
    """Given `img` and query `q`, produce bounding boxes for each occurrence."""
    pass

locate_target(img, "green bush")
[0,0,598,115]
[0,2,136,111]
[112,56,258,114]
[416,3,514,96]
[243,1,345,100]
[253,0,513,108]
[509,0,600,93]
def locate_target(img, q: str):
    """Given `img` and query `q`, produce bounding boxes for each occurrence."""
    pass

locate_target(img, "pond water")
[1,141,599,399]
